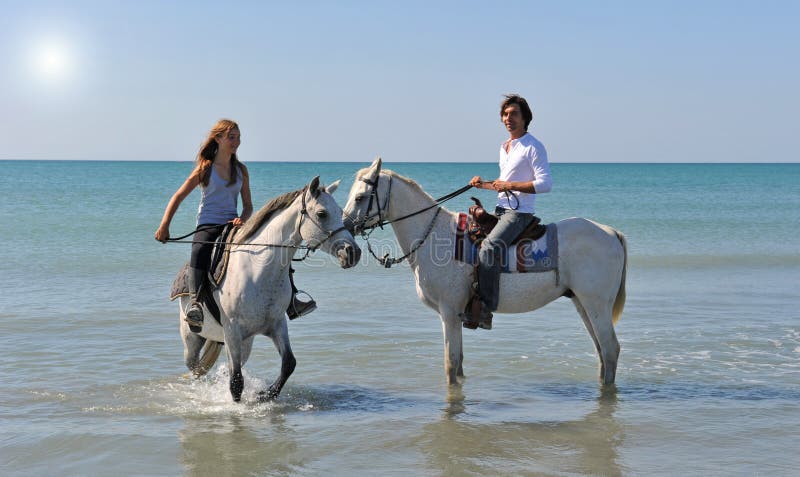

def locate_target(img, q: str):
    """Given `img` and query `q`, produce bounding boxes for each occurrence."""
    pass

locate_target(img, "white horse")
[343,159,627,386]
[178,176,361,402]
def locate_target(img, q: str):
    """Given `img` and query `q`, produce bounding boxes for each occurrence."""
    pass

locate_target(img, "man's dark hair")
[500,94,533,130]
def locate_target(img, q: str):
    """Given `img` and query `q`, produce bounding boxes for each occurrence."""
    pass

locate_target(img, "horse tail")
[612,229,627,325]
[195,341,224,377]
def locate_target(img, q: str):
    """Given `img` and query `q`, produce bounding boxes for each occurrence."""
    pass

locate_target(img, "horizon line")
[1,159,798,165]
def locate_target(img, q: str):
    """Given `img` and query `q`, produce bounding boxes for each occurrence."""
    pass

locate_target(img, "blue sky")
[1,1,797,162]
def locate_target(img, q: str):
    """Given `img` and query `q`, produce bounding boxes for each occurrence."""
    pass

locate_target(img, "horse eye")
[354,195,364,203]
[316,210,328,219]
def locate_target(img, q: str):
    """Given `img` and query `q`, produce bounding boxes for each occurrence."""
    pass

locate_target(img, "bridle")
[347,171,471,267]
[354,173,393,231]
[295,185,351,259]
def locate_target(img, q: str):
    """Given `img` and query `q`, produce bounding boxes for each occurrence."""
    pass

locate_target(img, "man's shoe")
[461,296,493,330]
[185,301,204,332]
[287,292,317,320]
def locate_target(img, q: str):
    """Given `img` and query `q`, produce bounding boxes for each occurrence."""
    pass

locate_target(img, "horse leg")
[571,297,602,368]
[264,319,296,400]
[574,293,620,385]
[440,310,464,384]
[223,321,245,402]
[240,336,254,366]
[180,320,207,376]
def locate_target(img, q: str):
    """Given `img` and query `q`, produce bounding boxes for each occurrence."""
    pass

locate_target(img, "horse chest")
[220,274,290,316]
[413,265,471,309]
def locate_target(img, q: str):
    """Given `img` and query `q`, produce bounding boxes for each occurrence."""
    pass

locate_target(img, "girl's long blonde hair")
[194,119,246,187]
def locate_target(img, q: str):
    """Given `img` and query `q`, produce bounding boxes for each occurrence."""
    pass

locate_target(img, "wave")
[631,254,800,268]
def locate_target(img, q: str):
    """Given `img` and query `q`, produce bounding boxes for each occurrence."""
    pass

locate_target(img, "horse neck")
[229,200,301,281]
[249,200,302,251]
[387,178,456,267]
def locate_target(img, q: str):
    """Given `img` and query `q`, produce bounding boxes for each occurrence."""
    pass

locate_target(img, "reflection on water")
[179,414,302,476]
[423,386,624,476]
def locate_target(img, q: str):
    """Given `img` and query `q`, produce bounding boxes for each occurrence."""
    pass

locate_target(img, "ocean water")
[1,160,799,476]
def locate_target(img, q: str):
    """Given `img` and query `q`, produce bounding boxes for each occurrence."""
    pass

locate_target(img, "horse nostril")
[345,243,361,265]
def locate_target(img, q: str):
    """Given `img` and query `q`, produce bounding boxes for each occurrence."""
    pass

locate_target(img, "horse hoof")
[230,372,244,402]
[257,389,279,402]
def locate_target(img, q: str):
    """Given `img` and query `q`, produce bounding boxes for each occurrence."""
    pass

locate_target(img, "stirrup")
[460,296,493,330]
[184,301,204,332]
[287,290,317,320]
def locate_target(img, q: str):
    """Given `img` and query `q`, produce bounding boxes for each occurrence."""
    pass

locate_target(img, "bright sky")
[1,1,798,162]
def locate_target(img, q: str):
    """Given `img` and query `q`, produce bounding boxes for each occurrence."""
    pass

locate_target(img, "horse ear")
[326,179,340,195]
[368,156,382,180]
[308,176,321,198]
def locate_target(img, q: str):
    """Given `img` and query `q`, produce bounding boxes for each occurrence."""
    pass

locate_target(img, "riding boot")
[286,266,317,320]
[185,266,205,332]
[461,281,494,330]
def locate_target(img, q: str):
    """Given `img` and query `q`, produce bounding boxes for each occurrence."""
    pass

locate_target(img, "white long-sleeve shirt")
[496,132,552,214]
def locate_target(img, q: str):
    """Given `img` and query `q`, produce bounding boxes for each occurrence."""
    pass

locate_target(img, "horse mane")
[238,188,304,241]
[356,167,436,203]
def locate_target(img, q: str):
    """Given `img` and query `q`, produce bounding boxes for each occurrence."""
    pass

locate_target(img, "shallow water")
[1,161,799,475]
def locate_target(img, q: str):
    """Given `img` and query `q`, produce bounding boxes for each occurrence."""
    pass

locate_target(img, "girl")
[155,119,252,330]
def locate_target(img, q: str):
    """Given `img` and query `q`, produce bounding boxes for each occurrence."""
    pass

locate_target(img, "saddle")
[210,224,239,287]
[467,197,546,245]
[169,224,239,324]
[461,198,550,330]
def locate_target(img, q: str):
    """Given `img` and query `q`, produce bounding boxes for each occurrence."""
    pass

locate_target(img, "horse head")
[343,157,391,235]
[299,176,361,268]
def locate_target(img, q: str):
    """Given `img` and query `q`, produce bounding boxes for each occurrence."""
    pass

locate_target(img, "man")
[466,94,552,329]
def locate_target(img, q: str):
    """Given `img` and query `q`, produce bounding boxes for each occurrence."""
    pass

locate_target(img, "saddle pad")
[455,213,558,273]
[170,263,191,301]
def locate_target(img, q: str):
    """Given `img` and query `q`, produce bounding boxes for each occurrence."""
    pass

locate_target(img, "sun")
[31,39,74,83]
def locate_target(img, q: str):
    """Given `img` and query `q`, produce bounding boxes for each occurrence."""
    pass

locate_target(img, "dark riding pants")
[188,224,225,298]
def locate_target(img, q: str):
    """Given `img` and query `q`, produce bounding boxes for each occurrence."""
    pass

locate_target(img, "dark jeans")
[190,224,225,271]
[477,207,535,310]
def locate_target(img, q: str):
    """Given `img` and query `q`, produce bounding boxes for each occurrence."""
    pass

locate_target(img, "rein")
[352,176,471,232]
[383,184,472,227]
[353,174,472,268]
[365,207,441,268]
[166,187,347,261]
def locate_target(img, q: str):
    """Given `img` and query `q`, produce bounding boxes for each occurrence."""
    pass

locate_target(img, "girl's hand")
[154,226,170,243]
[230,217,245,227]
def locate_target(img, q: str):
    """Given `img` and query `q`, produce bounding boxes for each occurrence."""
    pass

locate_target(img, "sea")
[1,160,799,476]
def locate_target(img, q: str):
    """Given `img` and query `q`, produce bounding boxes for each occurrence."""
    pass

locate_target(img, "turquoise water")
[1,160,799,475]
